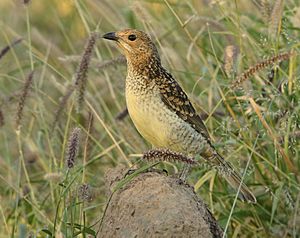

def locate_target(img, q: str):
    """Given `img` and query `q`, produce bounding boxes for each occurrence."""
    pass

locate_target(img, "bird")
[102,29,256,203]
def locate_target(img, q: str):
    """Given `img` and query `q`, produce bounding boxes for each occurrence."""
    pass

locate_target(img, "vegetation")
[0,0,299,237]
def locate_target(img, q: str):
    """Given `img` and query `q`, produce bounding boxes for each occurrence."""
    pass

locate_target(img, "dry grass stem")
[52,85,75,131]
[58,55,86,62]
[97,55,126,70]
[131,1,151,22]
[58,55,126,70]
[44,173,63,182]
[0,108,4,127]
[249,97,295,173]
[83,111,94,163]
[16,70,34,129]
[0,38,22,61]
[142,148,197,165]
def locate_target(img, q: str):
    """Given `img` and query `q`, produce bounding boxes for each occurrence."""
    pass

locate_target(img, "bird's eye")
[128,34,137,41]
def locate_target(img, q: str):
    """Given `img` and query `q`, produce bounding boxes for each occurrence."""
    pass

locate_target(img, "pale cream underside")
[126,89,173,148]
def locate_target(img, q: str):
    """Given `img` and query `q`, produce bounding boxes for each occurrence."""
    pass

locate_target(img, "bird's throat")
[126,54,162,79]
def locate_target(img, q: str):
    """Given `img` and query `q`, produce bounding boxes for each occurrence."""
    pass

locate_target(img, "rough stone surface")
[98,168,223,238]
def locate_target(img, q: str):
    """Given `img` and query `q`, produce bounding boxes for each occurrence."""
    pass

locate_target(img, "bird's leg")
[123,161,164,178]
[179,164,191,181]
[123,164,139,178]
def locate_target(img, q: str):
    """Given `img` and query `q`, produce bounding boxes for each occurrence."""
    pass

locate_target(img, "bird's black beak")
[102,32,118,41]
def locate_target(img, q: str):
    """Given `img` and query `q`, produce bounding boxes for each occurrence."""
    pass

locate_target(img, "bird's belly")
[126,91,172,148]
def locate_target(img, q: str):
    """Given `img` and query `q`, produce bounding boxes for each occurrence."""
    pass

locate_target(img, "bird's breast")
[125,82,173,148]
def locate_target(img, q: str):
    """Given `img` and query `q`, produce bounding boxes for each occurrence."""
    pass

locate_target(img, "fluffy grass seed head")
[74,32,98,113]
[16,70,34,129]
[78,183,92,202]
[231,51,293,89]
[268,0,284,39]
[66,127,81,169]
[142,148,197,166]
[223,45,238,77]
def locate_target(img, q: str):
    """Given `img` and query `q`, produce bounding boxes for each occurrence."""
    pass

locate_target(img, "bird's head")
[102,29,160,70]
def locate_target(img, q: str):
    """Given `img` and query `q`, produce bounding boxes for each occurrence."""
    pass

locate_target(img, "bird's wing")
[155,70,210,141]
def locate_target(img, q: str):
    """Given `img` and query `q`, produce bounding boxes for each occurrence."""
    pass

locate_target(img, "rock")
[98,168,223,238]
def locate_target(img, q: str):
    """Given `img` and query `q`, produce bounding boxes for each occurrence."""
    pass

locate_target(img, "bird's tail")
[213,153,256,203]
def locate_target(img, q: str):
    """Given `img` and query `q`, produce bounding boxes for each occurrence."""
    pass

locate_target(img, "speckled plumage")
[103,29,256,203]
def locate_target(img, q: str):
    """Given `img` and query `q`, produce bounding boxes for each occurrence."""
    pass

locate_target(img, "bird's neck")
[126,53,162,79]
[125,54,163,94]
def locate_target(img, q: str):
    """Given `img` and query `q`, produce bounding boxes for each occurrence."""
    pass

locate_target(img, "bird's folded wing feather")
[155,70,210,141]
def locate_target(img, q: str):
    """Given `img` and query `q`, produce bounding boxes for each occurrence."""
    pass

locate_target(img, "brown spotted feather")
[154,69,210,142]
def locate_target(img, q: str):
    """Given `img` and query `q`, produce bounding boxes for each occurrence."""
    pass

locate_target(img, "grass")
[0,0,299,237]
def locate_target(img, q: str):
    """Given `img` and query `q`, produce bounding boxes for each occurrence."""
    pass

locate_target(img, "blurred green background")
[0,0,299,237]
